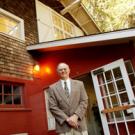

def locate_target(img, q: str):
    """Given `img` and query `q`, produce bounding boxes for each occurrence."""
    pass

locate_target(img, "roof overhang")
[27,29,135,52]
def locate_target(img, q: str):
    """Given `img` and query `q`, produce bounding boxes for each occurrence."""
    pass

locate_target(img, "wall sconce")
[33,64,40,72]
[33,64,40,78]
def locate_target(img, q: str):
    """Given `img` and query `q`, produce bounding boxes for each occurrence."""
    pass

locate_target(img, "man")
[48,63,88,135]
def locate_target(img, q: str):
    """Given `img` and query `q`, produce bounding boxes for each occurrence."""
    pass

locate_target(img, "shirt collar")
[61,78,70,83]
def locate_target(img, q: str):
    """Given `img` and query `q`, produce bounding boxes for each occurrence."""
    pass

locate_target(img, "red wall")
[37,43,135,88]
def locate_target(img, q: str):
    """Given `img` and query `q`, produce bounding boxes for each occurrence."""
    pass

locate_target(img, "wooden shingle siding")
[0,34,34,79]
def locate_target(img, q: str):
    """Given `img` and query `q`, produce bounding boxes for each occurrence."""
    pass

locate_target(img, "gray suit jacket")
[48,79,88,133]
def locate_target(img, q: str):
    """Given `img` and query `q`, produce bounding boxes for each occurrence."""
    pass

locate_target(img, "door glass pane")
[109,124,117,135]
[111,95,119,107]
[100,85,108,96]
[113,67,122,79]
[114,111,123,121]
[117,123,127,135]
[129,74,135,87]
[106,112,114,122]
[97,73,105,85]
[125,61,133,73]
[105,70,113,82]
[127,121,135,134]
[108,82,116,94]
[116,79,126,92]
[102,97,111,109]
[119,93,129,104]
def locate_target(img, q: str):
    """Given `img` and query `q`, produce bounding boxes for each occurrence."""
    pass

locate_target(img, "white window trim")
[0,8,25,41]
[44,90,56,131]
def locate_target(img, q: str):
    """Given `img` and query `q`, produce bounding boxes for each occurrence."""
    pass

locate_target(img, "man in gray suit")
[48,63,88,135]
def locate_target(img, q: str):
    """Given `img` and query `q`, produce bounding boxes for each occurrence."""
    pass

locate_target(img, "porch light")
[33,64,40,72]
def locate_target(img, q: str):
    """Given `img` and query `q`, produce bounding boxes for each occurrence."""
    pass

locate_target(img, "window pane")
[13,85,21,94]
[0,95,2,104]
[4,84,12,94]
[54,27,64,39]
[52,14,62,27]
[4,95,12,104]
[0,14,19,37]
[13,95,21,104]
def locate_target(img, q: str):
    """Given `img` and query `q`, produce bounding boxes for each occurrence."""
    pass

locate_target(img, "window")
[0,8,24,40]
[52,12,74,40]
[0,82,23,105]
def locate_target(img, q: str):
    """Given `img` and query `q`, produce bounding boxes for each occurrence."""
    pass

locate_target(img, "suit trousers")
[59,129,88,135]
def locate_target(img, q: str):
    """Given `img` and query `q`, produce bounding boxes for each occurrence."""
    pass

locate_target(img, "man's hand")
[66,114,79,128]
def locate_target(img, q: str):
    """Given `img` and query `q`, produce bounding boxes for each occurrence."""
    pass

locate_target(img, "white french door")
[91,59,135,135]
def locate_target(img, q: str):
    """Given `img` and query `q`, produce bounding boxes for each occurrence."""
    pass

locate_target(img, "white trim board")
[27,29,135,51]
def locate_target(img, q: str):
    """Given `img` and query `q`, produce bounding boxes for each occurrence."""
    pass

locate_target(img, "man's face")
[57,63,70,80]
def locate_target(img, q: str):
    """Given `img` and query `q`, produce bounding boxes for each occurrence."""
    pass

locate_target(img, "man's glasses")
[58,68,68,71]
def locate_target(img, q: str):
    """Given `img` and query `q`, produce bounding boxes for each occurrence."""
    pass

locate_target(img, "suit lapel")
[69,79,76,105]
[56,80,69,105]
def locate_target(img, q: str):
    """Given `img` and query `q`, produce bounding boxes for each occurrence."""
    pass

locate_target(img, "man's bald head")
[57,63,69,71]
[57,63,70,80]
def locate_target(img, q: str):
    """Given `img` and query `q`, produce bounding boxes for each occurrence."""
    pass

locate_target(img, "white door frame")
[91,59,135,135]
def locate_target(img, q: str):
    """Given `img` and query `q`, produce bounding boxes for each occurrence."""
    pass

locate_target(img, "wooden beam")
[101,104,135,114]
[60,0,81,15]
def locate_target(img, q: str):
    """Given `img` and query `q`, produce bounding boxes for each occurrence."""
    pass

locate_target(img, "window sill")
[0,108,32,112]
[0,32,25,43]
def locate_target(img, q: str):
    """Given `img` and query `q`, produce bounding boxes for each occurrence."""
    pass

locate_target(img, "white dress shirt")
[61,78,71,94]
